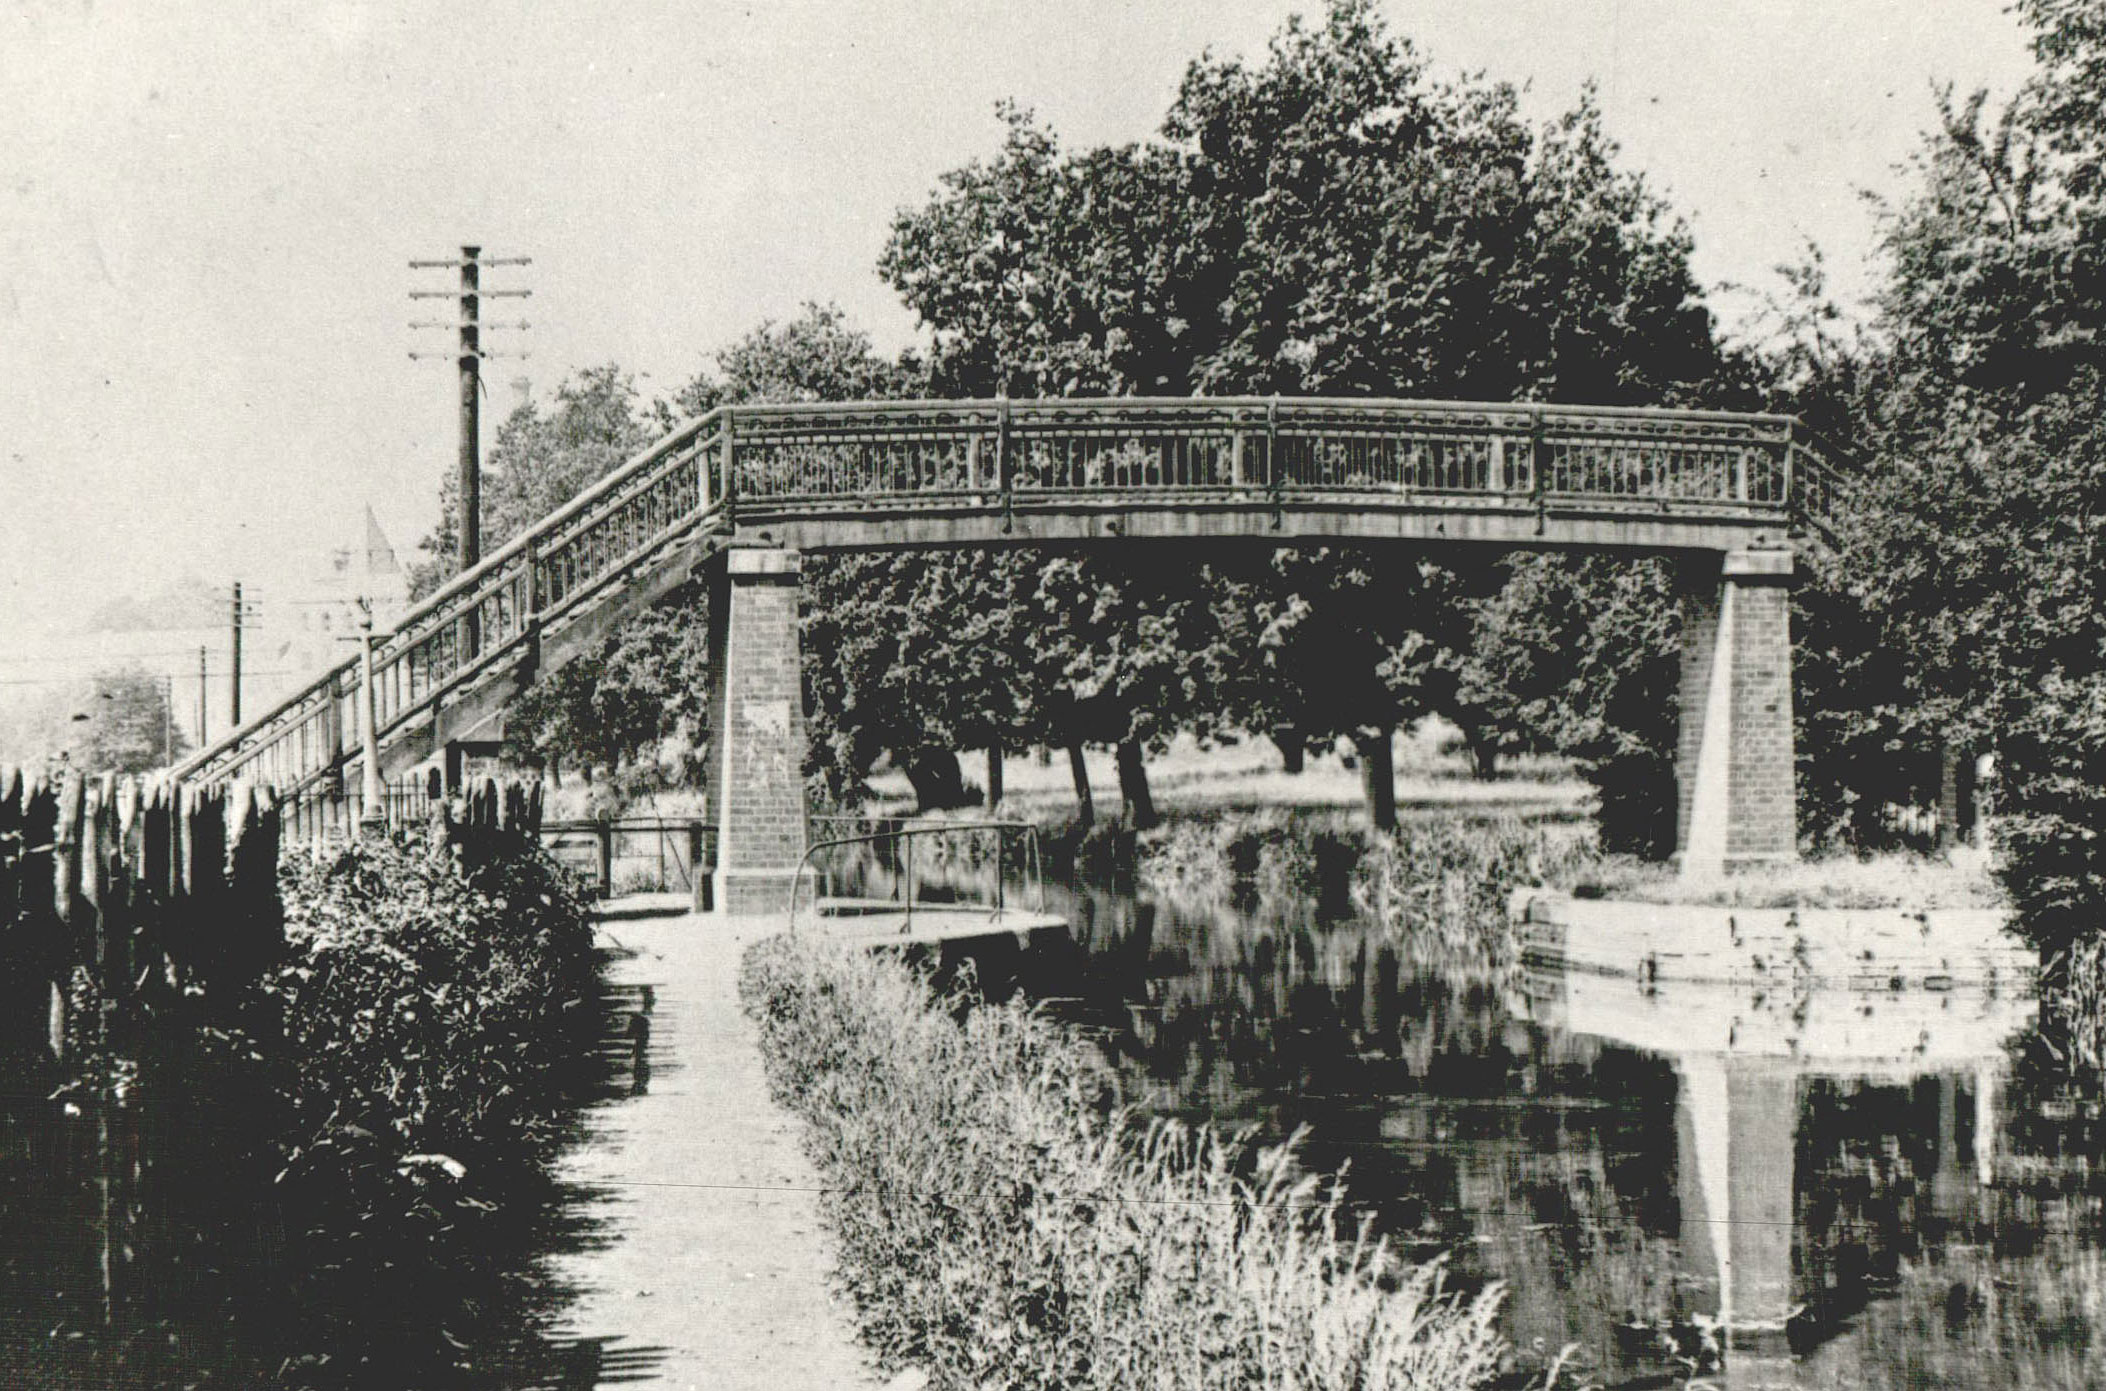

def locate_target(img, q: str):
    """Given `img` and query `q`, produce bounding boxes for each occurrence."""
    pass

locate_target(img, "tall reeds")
[741,932,1506,1391]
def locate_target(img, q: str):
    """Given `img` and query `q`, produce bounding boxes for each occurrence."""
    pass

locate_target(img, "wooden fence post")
[51,772,84,1062]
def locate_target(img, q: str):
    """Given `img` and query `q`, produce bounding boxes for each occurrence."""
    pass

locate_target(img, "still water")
[974,873,2104,1391]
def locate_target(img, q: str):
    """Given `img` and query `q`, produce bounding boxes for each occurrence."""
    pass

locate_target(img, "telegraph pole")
[229,580,243,726]
[196,646,208,745]
[458,249,480,572]
[410,247,531,578]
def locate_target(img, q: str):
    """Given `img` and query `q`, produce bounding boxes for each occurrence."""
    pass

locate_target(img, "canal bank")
[546,900,875,1390]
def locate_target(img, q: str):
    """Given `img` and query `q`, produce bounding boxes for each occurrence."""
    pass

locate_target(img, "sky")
[1,0,2039,654]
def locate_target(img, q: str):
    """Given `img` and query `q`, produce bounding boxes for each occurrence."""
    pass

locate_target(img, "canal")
[947,854,2104,1391]
[7,820,2100,1389]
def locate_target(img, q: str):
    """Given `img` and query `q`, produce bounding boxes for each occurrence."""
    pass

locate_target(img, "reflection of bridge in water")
[175,396,1840,902]
[1515,964,2037,1383]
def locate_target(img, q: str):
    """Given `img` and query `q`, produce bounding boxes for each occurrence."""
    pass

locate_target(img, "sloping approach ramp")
[172,396,1839,864]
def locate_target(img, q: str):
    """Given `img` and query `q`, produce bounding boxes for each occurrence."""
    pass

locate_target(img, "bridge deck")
[174,395,1840,805]
[742,490,1791,553]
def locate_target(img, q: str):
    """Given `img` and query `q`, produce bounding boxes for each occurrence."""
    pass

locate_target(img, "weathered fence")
[0,765,280,1341]
[0,766,282,1067]
[0,762,548,1068]
[0,762,549,1349]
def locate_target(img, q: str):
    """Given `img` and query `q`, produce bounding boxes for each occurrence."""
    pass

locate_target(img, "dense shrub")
[245,828,600,1381]
[741,933,1505,1391]
[267,829,597,1179]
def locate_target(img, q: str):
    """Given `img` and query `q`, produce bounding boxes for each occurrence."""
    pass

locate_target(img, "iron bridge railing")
[172,396,1835,801]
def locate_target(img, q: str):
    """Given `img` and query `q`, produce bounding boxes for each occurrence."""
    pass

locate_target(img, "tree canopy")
[1813,0,2106,944]
[875,0,1740,825]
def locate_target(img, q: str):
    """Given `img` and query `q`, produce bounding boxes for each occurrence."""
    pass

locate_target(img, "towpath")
[543,900,877,1390]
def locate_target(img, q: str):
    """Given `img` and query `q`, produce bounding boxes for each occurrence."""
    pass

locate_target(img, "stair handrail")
[173,407,727,783]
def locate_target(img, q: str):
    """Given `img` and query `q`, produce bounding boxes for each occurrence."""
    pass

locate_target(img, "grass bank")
[740,931,1506,1391]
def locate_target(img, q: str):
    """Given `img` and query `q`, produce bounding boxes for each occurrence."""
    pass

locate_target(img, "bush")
[268,828,598,1181]
[740,933,1506,1391]
[1996,678,2106,958]
[250,827,601,1380]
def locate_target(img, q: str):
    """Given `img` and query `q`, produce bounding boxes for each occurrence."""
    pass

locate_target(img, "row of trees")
[0,667,183,775]
[1795,0,2106,950]
[412,0,2106,952]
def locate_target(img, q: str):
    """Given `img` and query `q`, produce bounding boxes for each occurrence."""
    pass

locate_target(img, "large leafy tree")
[1826,0,2106,947]
[879,0,1737,831]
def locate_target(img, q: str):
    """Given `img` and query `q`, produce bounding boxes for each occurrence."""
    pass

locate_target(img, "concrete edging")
[1512,891,2037,992]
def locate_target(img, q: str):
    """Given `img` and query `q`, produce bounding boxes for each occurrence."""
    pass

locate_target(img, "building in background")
[266,506,412,697]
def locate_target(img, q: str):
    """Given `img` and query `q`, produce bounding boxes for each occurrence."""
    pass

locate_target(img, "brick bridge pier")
[1676,548,1796,870]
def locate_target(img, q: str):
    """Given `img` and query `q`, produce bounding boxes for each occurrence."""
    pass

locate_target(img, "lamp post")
[358,599,385,834]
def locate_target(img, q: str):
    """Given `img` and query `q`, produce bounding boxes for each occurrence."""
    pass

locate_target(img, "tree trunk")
[902,747,968,813]
[1067,743,1095,829]
[1272,724,1306,774]
[1115,740,1158,830]
[1356,725,1397,832]
[985,744,1005,809]
[1460,722,1500,781]
[1939,742,1978,848]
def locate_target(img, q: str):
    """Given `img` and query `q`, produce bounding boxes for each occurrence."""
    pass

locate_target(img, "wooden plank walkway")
[544,901,878,1390]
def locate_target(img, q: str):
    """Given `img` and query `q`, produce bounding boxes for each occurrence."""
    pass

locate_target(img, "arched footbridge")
[174,397,1840,902]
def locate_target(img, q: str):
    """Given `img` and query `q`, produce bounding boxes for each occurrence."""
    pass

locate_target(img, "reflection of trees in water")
[1030,872,2106,1389]
[1786,1043,2106,1390]
[1029,880,1704,1385]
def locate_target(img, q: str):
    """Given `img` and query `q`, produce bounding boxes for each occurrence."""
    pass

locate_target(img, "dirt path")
[545,902,877,1390]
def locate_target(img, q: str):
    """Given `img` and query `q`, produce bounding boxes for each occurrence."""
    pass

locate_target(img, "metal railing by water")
[788,819,1046,934]
[540,817,712,898]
